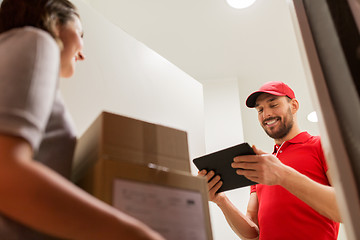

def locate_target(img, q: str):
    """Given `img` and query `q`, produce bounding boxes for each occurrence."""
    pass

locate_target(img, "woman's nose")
[77,51,85,61]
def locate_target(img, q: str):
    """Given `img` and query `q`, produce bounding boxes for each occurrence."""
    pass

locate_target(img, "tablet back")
[193,143,257,192]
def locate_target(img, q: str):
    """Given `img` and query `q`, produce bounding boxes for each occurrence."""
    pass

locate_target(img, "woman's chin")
[60,67,75,78]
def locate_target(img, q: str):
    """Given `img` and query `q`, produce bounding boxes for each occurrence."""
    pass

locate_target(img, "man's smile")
[264,117,280,128]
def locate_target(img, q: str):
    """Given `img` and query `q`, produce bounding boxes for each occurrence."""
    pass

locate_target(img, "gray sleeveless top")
[0,27,77,239]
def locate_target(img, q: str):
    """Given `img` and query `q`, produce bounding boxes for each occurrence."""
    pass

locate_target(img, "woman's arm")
[0,134,164,240]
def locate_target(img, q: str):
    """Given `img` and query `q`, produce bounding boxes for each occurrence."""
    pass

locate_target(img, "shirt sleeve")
[0,27,60,151]
[318,139,329,174]
[250,184,257,194]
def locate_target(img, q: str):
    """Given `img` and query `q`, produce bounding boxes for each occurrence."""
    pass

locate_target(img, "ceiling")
[81,0,320,150]
[83,0,303,81]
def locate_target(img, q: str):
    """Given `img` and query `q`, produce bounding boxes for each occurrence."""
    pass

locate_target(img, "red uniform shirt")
[250,132,339,240]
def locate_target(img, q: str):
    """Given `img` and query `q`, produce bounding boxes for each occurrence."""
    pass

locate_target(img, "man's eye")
[257,109,263,113]
[270,104,278,108]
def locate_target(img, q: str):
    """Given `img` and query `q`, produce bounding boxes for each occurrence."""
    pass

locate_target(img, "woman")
[0,0,164,239]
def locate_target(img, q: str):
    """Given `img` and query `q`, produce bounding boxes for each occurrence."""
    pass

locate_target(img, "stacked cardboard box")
[72,111,213,239]
[72,111,191,183]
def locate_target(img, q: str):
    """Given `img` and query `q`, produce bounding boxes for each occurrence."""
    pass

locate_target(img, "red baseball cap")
[246,81,295,108]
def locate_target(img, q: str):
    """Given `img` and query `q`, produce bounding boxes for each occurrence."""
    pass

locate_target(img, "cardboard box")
[79,159,213,240]
[72,112,212,239]
[72,111,190,182]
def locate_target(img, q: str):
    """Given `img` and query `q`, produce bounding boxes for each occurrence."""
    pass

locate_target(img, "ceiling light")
[307,111,318,123]
[226,0,257,9]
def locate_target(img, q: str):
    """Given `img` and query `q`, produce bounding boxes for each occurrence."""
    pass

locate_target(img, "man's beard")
[262,108,294,140]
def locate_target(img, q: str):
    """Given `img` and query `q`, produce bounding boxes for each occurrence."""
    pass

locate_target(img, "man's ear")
[290,99,299,114]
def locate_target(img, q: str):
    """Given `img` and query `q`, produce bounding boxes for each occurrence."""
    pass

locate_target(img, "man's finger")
[231,162,257,170]
[205,170,215,182]
[208,175,221,190]
[198,169,207,176]
[209,181,223,196]
[236,168,256,175]
[233,155,258,163]
[252,145,266,155]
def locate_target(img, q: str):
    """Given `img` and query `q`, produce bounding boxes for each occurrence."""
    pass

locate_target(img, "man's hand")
[198,170,226,204]
[198,170,260,239]
[231,145,288,186]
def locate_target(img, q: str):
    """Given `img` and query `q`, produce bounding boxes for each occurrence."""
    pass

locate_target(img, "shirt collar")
[287,131,311,144]
[273,131,311,153]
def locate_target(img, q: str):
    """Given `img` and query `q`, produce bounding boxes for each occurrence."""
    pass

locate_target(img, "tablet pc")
[193,142,257,193]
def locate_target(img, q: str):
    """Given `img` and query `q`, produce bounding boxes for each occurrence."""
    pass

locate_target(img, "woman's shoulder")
[0,26,58,51]
[0,27,60,69]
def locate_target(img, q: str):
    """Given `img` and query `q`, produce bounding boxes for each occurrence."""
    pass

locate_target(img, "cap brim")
[246,90,287,108]
[246,92,263,108]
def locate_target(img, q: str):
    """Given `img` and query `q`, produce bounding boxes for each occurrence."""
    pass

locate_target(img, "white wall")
[0,0,349,238]
[60,1,251,238]
[60,0,206,163]
[202,78,250,240]
[201,77,348,239]
[57,0,348,239]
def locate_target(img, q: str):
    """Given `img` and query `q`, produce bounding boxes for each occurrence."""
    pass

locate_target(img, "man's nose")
[262,108,272,119]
